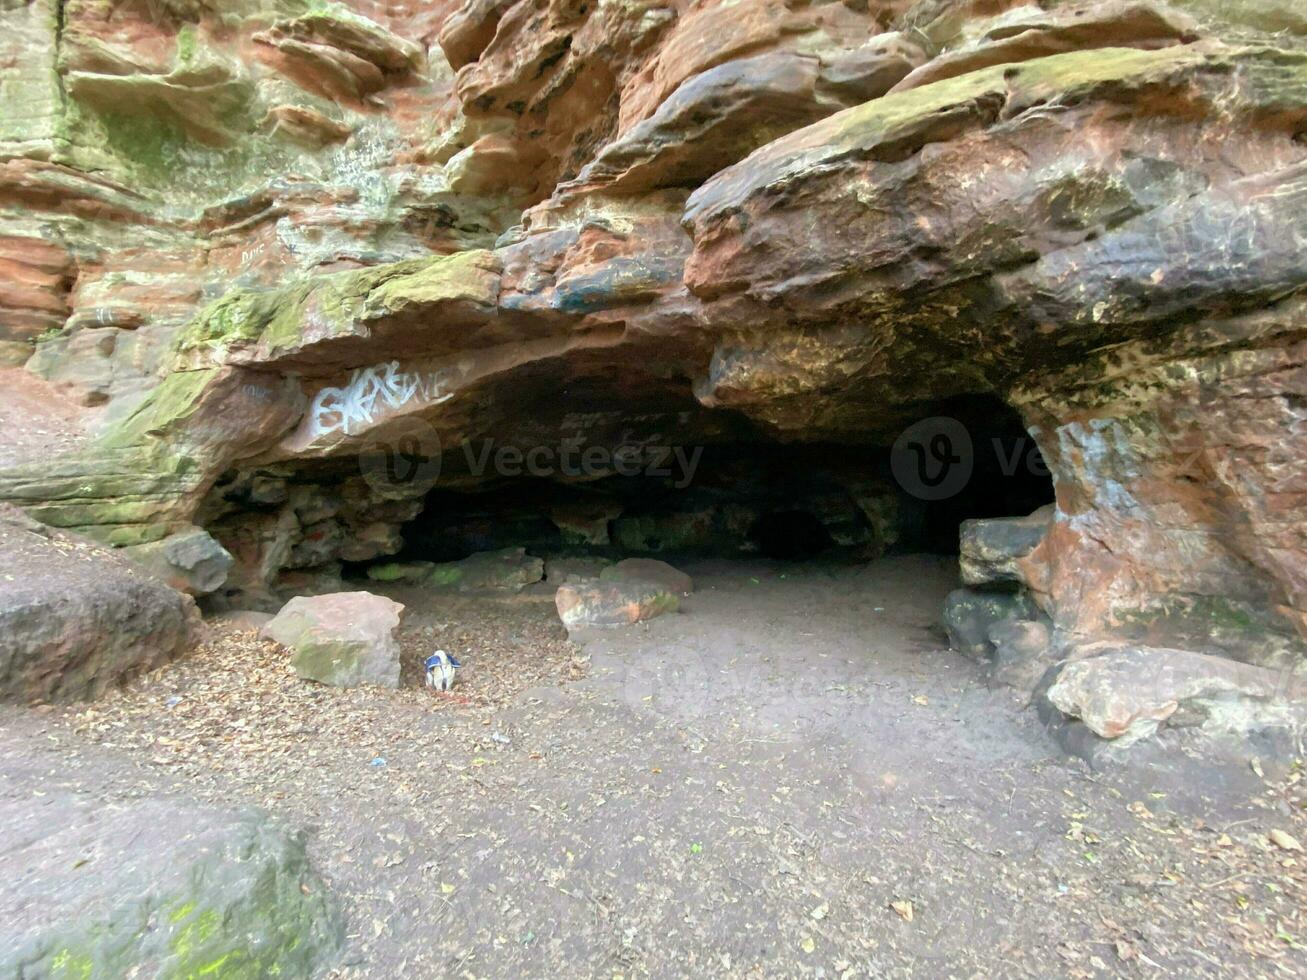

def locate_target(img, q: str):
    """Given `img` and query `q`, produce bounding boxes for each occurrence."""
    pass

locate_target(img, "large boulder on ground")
[262,591,404,688]
[1042,645,1307,746]
[0,792,342,978]
[600,557,694,596]
[556,580,680,630]
[430,547,544,592]
[120,526,234,596]
[0,505,198,703]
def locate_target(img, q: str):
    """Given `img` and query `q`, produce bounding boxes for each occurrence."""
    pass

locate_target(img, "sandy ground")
[2,556,1305,978]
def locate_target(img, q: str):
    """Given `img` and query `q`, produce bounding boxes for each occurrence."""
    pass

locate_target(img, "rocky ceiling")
[0,1,1305,698]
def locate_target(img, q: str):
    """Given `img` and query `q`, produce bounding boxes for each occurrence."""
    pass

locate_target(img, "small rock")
[262,592,404,688]
[366,560,435,583]
[942,587,1038,658]
[1269,829,1303,852]
[556,580,679,629]
[430,547,544,592]
[1042,644,1306,745]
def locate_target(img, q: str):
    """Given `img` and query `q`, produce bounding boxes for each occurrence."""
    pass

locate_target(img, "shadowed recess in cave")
[198,394,1054,601]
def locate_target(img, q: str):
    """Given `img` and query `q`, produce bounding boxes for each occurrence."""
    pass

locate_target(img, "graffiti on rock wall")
[309,360,454,437]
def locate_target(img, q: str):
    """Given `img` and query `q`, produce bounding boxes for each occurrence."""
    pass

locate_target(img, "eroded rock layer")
[1,0,1304,750]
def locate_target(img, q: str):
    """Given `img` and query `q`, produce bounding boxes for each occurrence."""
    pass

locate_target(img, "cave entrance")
[891,395,1057,556]
[352,442,892,575]
[200,395,1054,605]
[342,396,1055,583]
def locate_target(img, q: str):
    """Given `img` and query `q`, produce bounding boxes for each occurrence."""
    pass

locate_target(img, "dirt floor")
[2,556,1306,978]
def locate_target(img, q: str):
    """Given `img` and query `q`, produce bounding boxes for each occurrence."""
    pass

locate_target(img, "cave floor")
[3,556,1305,977]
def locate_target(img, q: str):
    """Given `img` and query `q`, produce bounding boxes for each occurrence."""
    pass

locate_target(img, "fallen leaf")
[1269,829,1303,852]
[800,935,816,954]
[890,899,914,922]
[809,902,829,921]
[911,695,928,706]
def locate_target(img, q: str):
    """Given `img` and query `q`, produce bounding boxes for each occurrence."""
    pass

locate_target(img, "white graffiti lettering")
[308,360,454,437]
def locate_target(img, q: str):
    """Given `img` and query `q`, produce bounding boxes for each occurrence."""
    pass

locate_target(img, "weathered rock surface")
[1043,645,1307,746]
[987,618,1055,695]
[0,791,342,978]
[601,557,695,596]
[430,547,544,591]
[121,525,234,596]
[556,580,680,630]
[0,505,197,703]
[959,507,1052,588]
[367,559,436,583]
[943,587,1039,660]
[262,591,404,688]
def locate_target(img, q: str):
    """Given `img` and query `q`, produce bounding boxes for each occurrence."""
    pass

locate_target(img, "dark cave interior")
[199,394,1055,606]
[356,396,1054,572]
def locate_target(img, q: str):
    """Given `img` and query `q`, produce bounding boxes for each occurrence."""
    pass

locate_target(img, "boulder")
[367,560,436,583]
[942,587,1039,659]
[0,792,342,978]
[0,505,198,703]
[987,618,1055,695]
[262,591,404,688]
[430,547,544,592]
[1043,645,1307,746]
[555,580,679,630]
[600,557,694,596]
[120,526,234,596]
[958,506,1052,587]
[544,555,613,585]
